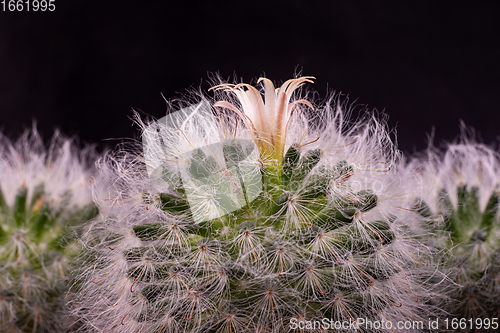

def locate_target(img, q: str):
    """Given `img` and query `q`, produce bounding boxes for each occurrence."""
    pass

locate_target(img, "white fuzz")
[0,128,93,209]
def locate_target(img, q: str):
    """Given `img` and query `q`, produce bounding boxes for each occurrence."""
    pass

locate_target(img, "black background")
[1,1,499,155]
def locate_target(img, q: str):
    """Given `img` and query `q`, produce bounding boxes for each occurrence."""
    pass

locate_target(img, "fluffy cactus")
[0,129,98,332]
[414,141,500,330]
[75,76,440,332]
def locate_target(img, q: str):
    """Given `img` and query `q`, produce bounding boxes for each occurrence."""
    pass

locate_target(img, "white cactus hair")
[73,74,442,332]
[413,125,500,216]
[0,125,95,209]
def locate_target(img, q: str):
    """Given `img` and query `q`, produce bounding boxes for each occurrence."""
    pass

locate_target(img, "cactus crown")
[75,76,437,333]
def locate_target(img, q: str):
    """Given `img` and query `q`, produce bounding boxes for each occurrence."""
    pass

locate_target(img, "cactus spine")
[75,76,439,332]
[0,129,97,332]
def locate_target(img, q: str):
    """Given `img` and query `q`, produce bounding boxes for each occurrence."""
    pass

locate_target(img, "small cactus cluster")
[414,141,500,330]
[0,129,97,332]
[74,77,439,332]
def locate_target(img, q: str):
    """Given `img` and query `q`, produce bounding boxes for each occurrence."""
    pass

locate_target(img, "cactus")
[75,76,440,332]
[414,141,500,330]
[0,129,98,332]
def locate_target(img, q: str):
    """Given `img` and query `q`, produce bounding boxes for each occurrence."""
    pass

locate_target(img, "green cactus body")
[415,143,500,331]
[0,130,97,332]
[76,77,438,332]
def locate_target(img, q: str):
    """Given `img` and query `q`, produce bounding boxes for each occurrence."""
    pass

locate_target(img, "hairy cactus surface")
[0,129,98,332]
[76,76,440,332]
[414,141,500,331]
